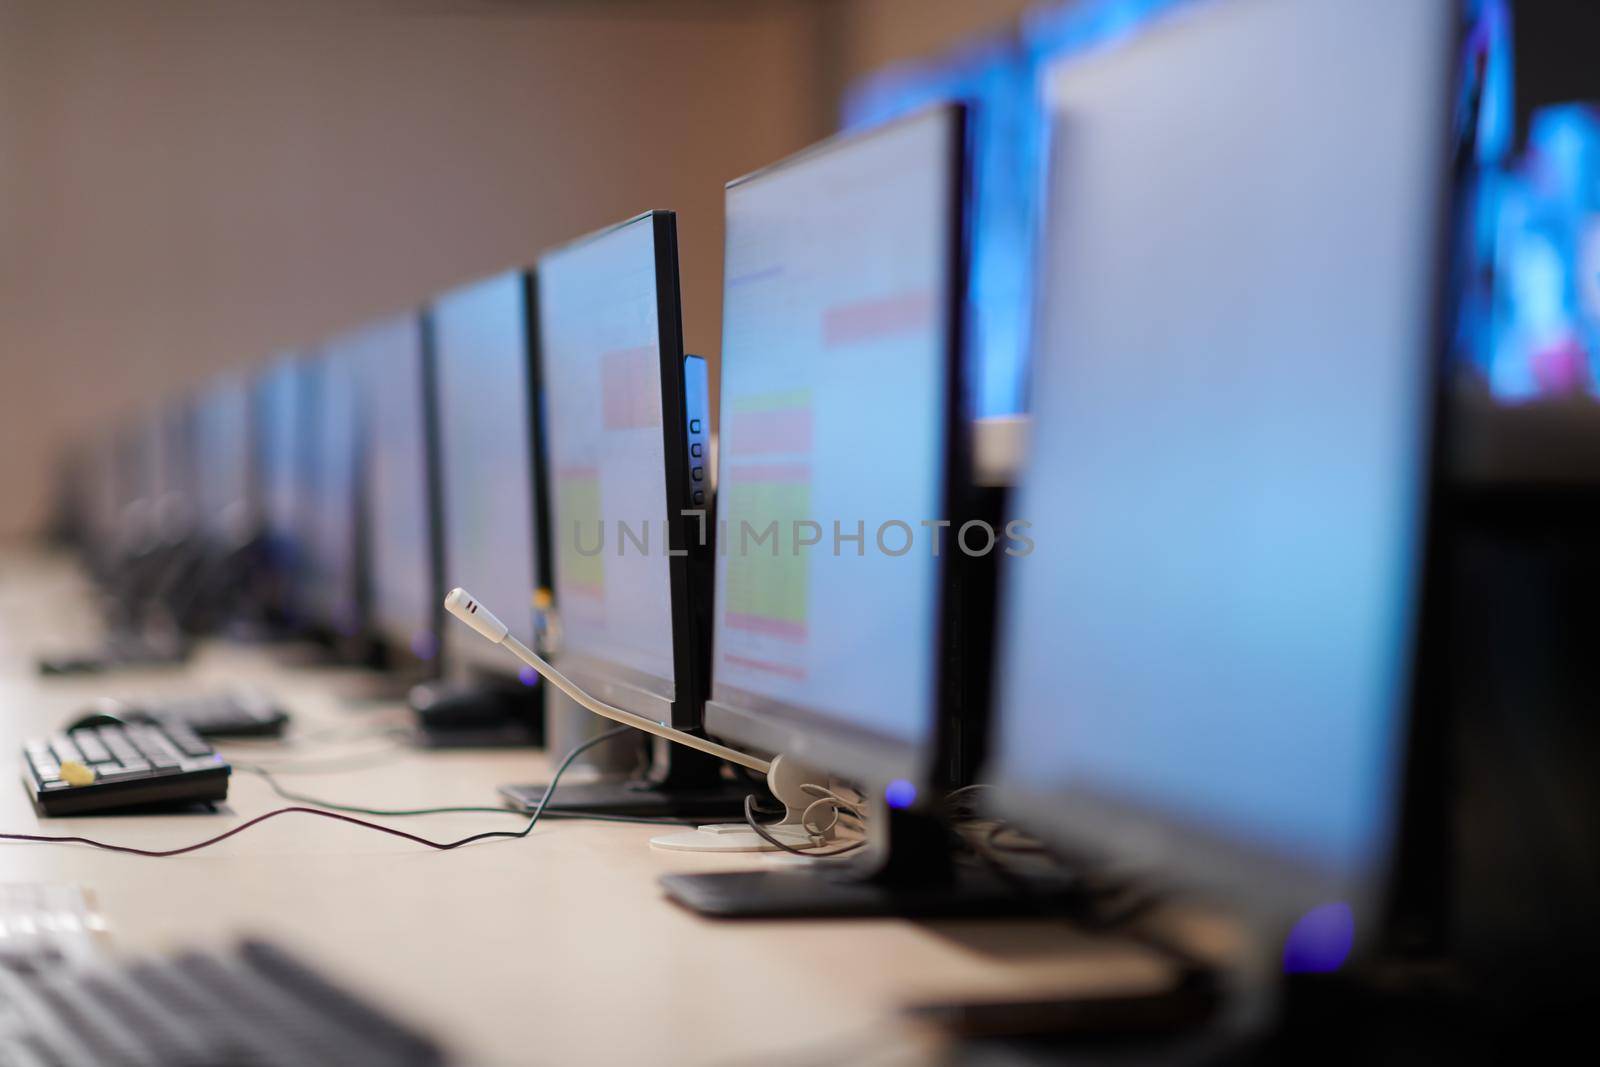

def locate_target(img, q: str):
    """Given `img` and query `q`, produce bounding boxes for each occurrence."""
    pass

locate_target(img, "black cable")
[0,726,633,858]
[217,737,415,775]
[237,763,689,826]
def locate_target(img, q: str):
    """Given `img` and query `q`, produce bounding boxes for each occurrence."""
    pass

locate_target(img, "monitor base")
[905,967,1223,1040]
[660,805,1085,918]
[415,722,540,749]
[499,777,758,819]
[408,680,542,749]
[658,863,1077,919]
[650,822,817,852]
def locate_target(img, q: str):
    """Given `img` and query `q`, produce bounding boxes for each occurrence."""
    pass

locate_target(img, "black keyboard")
[143,688,290,739]
[35,632,191,676]
[23,721,230,817]
[0,938,446,1067]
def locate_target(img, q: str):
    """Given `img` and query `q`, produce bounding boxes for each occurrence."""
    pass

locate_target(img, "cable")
[236,763,690,826]
[217,741,415,775]
[742,794,865,858]
[0,726,632,858]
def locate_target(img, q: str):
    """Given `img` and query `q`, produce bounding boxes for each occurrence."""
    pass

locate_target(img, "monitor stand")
[658,803,1081,919]
[409,680,541,749]
[500,743,757,820]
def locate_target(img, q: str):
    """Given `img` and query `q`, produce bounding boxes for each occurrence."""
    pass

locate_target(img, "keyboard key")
[49,733,84,766]
[71,730,113,764]
[28,752,61,781]
[125,726,183,767]
[164,727,214,760]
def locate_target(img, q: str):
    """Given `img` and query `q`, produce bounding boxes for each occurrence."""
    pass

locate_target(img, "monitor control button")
[689,419,702,433]
[691,467,704,482]
[691,443,703,458]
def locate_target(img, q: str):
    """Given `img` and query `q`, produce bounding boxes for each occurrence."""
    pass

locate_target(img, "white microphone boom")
[443,587,771,775]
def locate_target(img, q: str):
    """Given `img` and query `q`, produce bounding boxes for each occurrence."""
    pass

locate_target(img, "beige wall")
[0,0,1047,537]
[0,0,828,536]
[826,0,1037,88]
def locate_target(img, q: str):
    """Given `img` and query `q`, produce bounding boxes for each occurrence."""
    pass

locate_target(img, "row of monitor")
[63,0,1457,947]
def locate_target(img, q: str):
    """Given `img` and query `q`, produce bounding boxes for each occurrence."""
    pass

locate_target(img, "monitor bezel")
[534,210,707,730]
[984,0,1463,936]
[703,104,973,788]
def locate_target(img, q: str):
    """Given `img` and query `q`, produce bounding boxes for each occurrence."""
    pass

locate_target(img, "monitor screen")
[843,37,1035,420]
[342,314,438,664]
[304,348,363,637]
[192,376,254,546]
[538,214,678,703]
[990,0,1455,927]
[432,271,540,680]
[707,107,964,778]
[256,356,310,559]
[90,427,133,556]
[146,402,196,542]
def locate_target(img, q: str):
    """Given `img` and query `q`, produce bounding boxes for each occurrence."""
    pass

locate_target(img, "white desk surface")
[0,548,1176,1067]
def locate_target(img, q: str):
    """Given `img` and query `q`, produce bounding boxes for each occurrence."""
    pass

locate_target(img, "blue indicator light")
[884,779,917,810]
[1282,902,1355,974]
[517,666,539,688]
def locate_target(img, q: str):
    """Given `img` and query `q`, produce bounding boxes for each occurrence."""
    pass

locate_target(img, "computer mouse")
[65,699,153,733]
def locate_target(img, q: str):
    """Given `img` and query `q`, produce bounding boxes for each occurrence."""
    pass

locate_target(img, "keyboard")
[141,688,290,739]
[35,632,191,676]
[0,938,447,1067]
[23,721,230,817]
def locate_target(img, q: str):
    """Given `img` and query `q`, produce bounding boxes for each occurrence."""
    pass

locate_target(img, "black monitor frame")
[701,104,973,791]
[533,210,708,732]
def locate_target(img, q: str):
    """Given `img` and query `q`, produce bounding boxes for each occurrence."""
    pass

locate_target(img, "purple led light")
[1282,902,1355,974]
[884,779,917,810]
[517,665,539,688]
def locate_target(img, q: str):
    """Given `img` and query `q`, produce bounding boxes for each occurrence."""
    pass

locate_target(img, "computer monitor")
[191,375,256,550]
[85,428,128,572]
[302,345,366,642]
[537,211,704,728]
[989,0,1456,940]
[503,211,753,814]
[703,106,970,792]
[342,312,442,671]
[431,270,541,684]
[253,353,319,631]
[129,403,192,548]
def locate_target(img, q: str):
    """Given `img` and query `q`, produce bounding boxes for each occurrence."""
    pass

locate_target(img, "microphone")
[443,588,771,775]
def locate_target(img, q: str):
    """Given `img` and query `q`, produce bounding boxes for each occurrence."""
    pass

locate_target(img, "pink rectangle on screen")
[725,463,810,484]
[725,612,806,642]
[601,346,661,430]
[728,408,812,455]
[724,652,807,681]
[822,290,935,347]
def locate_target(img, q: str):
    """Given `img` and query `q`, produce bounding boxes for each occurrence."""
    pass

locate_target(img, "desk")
[0,548,1173,1067]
